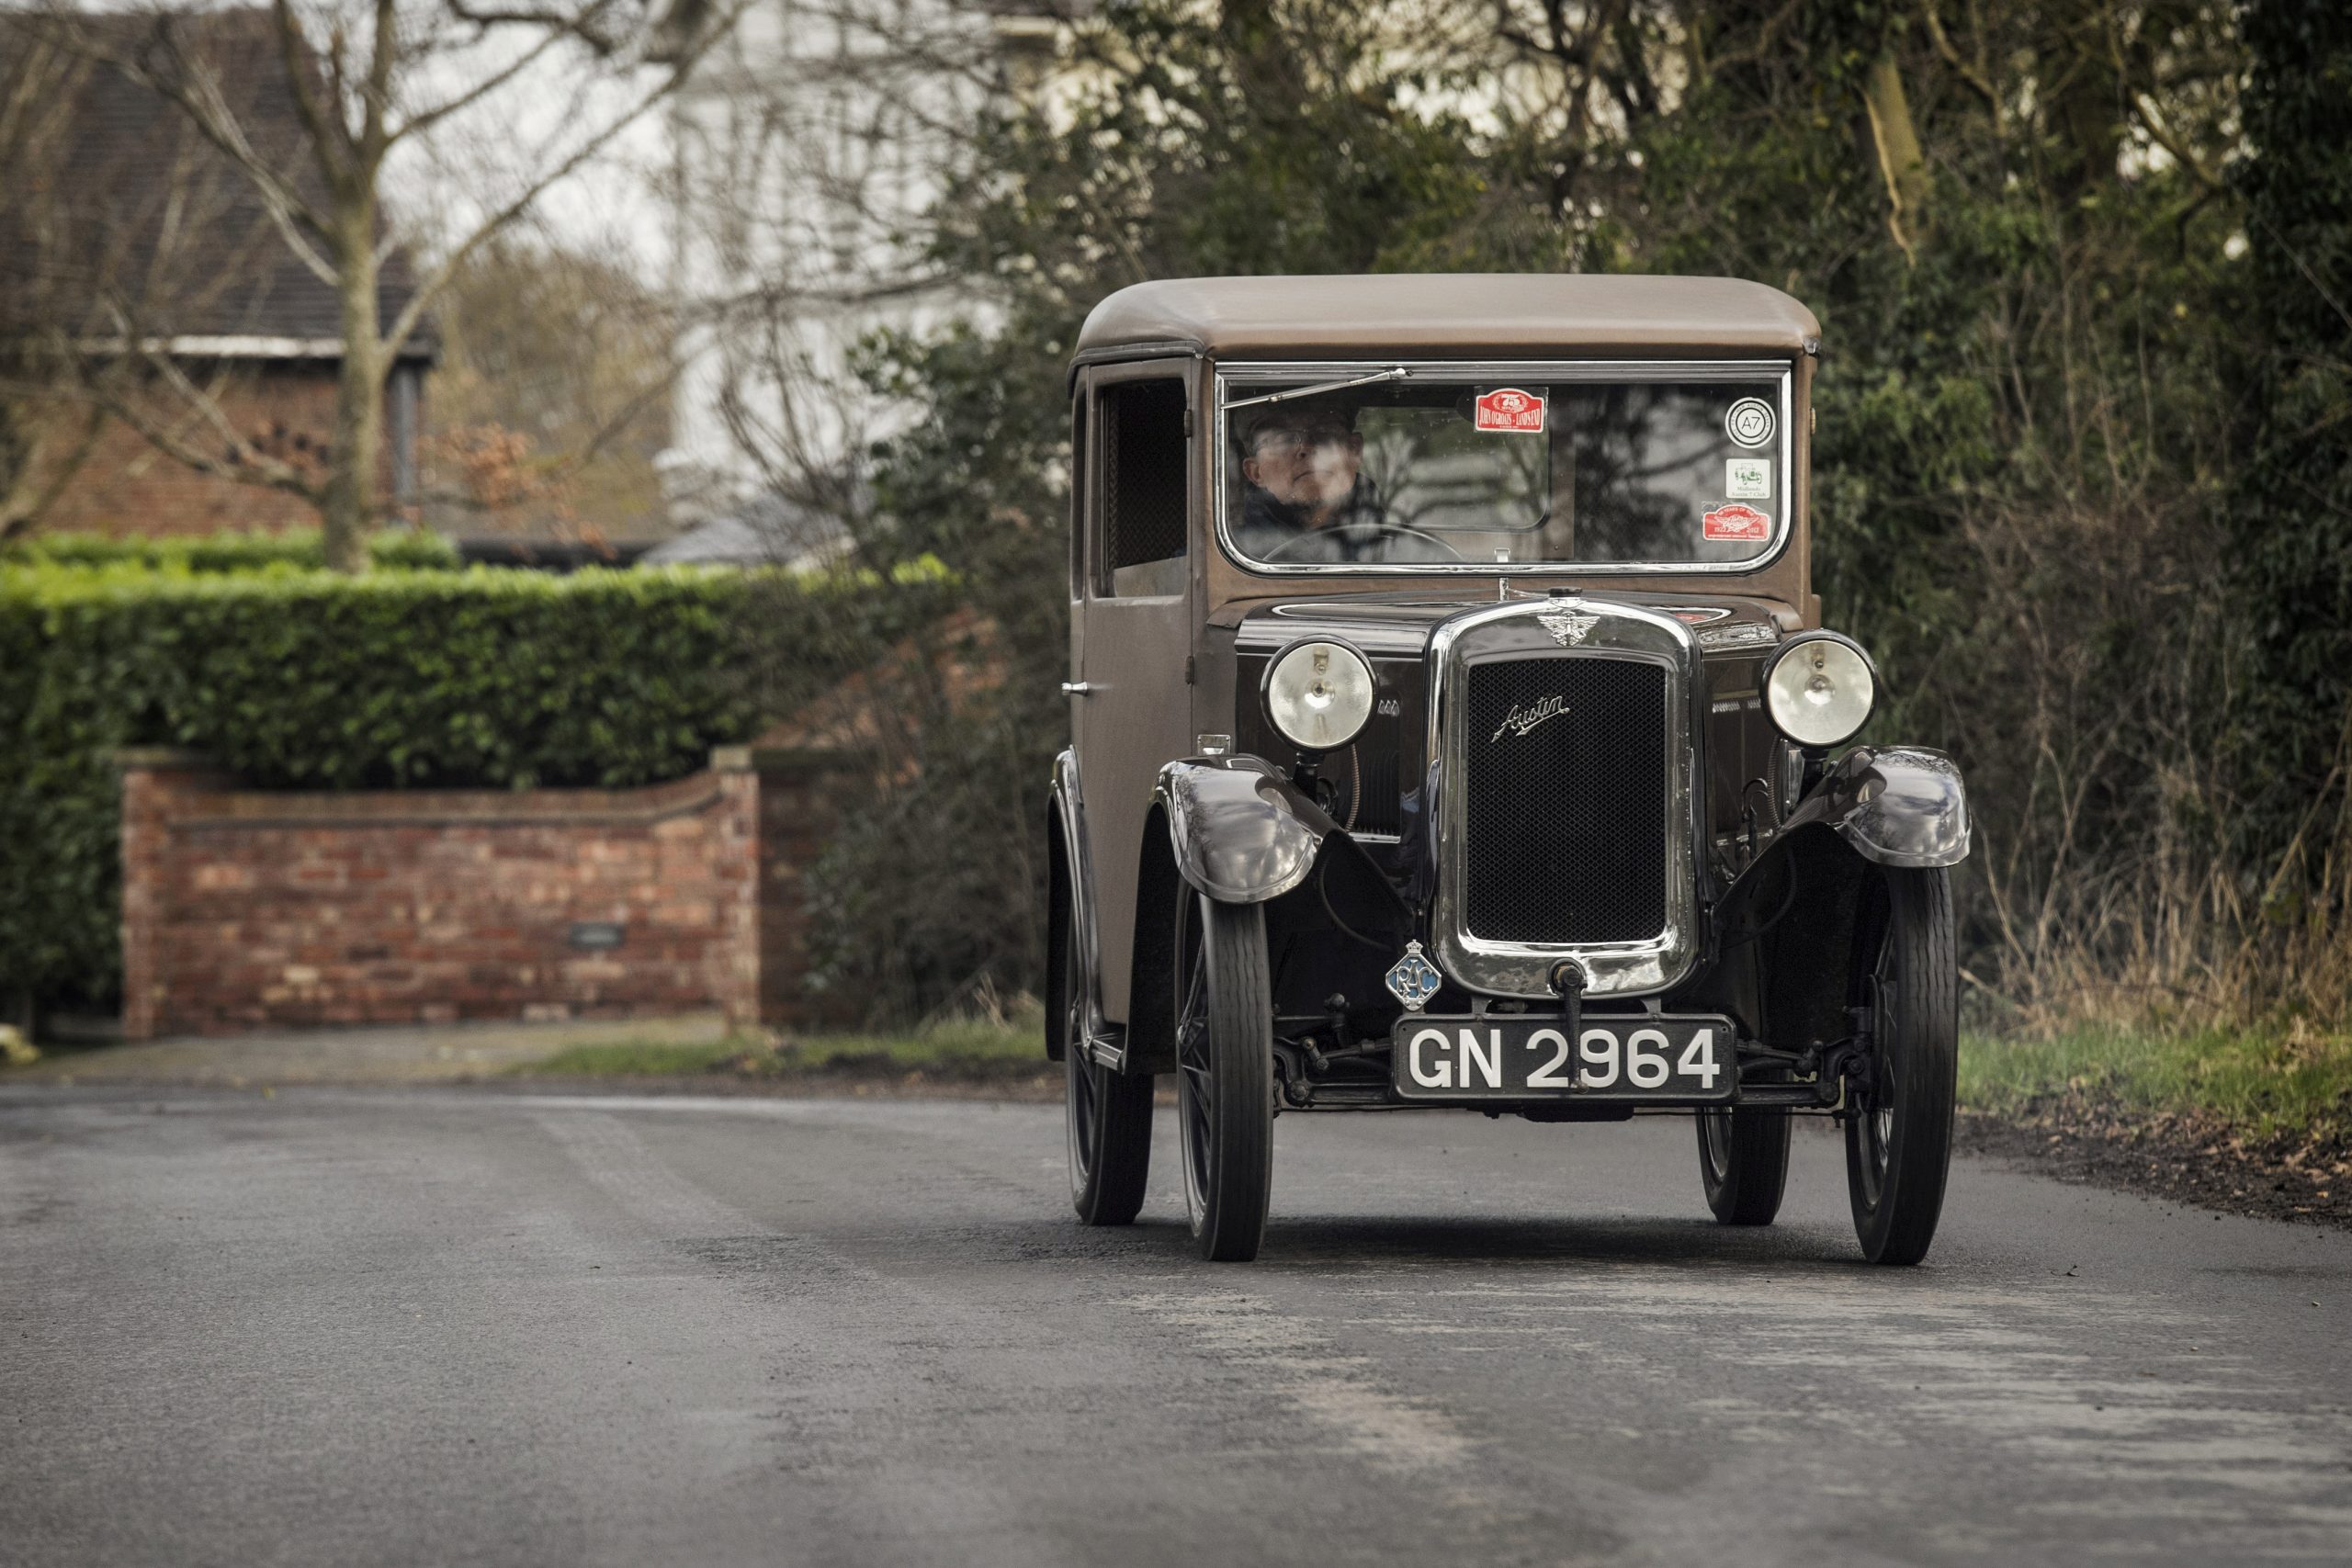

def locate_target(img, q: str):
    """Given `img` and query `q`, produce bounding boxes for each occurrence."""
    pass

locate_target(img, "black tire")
[1844,866,1958,1265]
[1696,1105,1791,1225]
[1062,906,1152,1225]
[1172,889,1273,1261]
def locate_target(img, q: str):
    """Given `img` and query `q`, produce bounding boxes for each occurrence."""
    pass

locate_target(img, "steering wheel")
[1256,522,1467,564]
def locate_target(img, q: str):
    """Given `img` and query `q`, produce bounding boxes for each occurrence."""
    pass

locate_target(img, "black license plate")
[1391,1013,1736,1101]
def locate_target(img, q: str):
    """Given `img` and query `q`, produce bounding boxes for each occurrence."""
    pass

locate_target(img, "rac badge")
[1385,941,1442,1012]
[1537,605,1597,647]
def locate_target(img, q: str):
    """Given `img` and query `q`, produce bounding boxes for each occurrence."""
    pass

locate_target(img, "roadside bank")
[1958,1023,2351,1228]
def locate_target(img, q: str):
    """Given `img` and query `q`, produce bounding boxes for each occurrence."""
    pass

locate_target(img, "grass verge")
[1959,1021,2352,1145]
[1957,1021,2352,1226]
[519,1017,1047,1085]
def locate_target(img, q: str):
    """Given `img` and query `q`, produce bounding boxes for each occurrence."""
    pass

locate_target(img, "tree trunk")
[323,222,384,574]
[1861,49,1930,263]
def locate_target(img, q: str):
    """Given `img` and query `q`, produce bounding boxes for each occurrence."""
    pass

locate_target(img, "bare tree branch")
[383,52,715,355]
[0,400,106,542]
[89,14,342,280]
[1924,1,2000,118]
[270,0,352,196]
[385,24,574,144]
[2130,90,2222,192]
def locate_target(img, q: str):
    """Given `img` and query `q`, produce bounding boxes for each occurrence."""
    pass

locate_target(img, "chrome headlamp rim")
[1761,629,1879,750]
[1261,635,1376,754]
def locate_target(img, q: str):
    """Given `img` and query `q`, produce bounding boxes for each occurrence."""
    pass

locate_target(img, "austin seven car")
[1046,276,1970,1263]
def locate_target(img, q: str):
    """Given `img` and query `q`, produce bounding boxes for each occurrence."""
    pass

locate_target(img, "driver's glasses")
[1250,425,1351,459]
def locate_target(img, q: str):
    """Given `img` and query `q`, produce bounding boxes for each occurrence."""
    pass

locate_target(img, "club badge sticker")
[1702,502,1772,542]
[1474,387,1547,434]
[1724,397,1776,448]
[1724,456,1771,498]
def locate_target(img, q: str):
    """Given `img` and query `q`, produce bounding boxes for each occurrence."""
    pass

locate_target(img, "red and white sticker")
[1702,502,1771,542]
[1474,387,1546,434]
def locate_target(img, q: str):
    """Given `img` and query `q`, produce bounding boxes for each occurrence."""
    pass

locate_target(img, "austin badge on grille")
[1384,941,1442,1011]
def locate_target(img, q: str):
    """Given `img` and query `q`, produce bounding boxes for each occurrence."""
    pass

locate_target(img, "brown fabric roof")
[0,7,433,360]
[1076,275,1819,361]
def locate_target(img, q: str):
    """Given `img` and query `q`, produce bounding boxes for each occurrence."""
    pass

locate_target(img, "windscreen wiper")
[1222,367,1409,412]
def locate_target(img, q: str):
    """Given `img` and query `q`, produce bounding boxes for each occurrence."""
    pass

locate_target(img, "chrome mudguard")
[1781,745,1972,869]
[1155,755,1338,904]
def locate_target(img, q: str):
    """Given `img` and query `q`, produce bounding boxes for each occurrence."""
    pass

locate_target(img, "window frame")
[1068,386,1089,603]
[1091,367,1193,602]
[1212,359,1796,578]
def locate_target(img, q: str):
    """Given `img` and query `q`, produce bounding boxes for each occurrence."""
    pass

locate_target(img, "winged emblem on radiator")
[1537,605,1598,647]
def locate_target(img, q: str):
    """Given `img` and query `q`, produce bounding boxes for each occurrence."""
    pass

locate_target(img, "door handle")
[1061,682,1094,696]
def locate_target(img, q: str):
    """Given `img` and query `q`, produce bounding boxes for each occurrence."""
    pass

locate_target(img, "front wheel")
[1696,1105,1791,1225]
[1172,889,1273,1261]
[1844,866,1958,1265]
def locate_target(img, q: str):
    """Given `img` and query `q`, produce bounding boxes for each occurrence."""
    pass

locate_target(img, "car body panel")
[1071,361,1199,1021]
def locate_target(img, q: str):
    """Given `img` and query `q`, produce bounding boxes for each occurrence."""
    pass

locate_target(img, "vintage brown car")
[1046,276,1970,1264]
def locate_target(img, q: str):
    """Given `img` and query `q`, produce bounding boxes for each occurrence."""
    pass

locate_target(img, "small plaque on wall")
[568,922,626,951]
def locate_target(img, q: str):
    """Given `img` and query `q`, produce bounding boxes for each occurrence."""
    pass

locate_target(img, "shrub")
[1,526,461,573]
[0,561,932,1010]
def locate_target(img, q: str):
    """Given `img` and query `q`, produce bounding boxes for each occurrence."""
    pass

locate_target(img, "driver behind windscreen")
[1234,402,1451,564]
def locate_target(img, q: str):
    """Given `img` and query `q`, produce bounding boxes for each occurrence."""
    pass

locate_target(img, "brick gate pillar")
[709,744,861,1033]
[117,749,221,1042]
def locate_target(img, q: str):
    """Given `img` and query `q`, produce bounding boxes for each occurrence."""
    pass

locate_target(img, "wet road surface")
[5,1086,2348,1565]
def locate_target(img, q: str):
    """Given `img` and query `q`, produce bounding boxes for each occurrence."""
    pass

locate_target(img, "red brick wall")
[30,364,402,539]
[118,746,853,1039]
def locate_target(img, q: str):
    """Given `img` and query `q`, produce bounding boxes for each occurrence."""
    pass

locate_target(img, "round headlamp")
[1762,631,1877,750]
[1263,638,1374,753]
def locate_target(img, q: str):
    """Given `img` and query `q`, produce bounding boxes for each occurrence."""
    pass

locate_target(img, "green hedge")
[0,561,927,1010]
[1,526,461,573]
[5,526,463,576]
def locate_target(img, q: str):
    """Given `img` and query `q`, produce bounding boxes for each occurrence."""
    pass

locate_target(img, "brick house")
[0,9,433,539]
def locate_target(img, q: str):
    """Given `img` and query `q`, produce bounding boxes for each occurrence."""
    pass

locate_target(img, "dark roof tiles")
[0,7,433,359]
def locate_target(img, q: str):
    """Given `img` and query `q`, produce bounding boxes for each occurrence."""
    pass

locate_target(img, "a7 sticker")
[1702,502,1771,542]
[1724,397,1776,447]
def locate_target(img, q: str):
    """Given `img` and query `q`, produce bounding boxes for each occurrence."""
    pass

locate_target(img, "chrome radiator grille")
[1460,656,1671,944]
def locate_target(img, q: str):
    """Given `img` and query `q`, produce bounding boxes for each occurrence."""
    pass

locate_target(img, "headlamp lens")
[1765,635,1875,749]
[1265,639,1374,752]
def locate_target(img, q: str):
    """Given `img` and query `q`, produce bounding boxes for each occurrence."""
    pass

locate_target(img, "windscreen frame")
[1212,358,1797,578]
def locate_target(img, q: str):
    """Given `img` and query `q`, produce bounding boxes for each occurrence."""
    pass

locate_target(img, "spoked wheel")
[1844,866,1959,1265]
[1172,888,1273,1261]
[1696,1103,1791,1225]
[1062,908,1151,1225]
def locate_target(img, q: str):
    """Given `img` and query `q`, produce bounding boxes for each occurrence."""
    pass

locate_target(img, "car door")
[1075,362,1195,1024]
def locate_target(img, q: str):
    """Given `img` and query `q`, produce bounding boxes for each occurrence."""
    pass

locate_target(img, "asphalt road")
[5,1086,2348,1566]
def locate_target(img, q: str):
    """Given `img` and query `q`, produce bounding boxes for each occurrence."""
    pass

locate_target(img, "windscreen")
[1219,370,1787,570]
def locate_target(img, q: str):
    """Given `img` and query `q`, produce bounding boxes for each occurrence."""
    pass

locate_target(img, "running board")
[1082,1025,1129,1074]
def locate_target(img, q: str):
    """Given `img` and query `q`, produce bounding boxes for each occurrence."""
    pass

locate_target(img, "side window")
[1099,378,1187,598]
